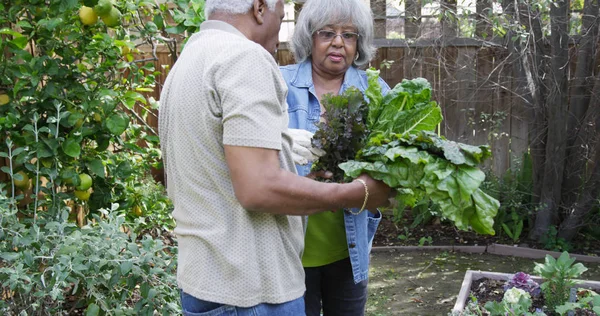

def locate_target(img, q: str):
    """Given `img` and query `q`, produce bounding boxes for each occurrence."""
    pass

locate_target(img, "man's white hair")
[205,0,279,18]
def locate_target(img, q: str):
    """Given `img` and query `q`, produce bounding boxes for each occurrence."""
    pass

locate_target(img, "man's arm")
[225,145,389,215]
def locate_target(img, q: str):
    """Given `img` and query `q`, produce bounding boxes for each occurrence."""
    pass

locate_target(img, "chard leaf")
[402,131,491,166]
[373,99,442,135]
[365,68,384,129]
[382,77,431,111]
[469,189,499,235]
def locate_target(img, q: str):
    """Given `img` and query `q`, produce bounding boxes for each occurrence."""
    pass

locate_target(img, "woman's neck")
[311,66,345,94]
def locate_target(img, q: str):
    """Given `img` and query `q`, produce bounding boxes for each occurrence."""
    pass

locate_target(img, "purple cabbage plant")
[504,272,541,297]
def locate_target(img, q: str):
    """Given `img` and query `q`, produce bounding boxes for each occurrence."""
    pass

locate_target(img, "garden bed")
[452,270,600,315]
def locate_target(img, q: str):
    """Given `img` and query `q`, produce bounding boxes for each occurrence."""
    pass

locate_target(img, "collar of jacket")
[289,59,368,92]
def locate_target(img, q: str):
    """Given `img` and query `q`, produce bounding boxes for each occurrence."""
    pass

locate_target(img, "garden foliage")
[0,0,205,313]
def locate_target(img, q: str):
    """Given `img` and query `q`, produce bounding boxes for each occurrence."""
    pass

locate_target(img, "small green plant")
[501,208,524,243]
[541,226,572,252]
[397,226,412,241]
[533,251,588,312]
[484,288,537,315]
[460,295,484,316]
[419,236,433,246]
[555,289,600,315]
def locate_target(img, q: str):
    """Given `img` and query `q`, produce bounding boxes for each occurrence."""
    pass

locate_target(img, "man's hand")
[287,128,326,165]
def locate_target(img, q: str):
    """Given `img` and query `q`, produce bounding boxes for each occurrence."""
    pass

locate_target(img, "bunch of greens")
[312,88,370,182]
[312,69,499,235]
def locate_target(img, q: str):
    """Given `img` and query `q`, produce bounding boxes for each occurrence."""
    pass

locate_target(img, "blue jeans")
[180,291,305,316]
[304,257,368,316]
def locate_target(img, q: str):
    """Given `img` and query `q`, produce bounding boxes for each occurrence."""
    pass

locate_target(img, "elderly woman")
[280,0,391,315]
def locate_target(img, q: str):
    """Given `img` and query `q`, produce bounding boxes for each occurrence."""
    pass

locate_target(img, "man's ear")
[252,0,266,25]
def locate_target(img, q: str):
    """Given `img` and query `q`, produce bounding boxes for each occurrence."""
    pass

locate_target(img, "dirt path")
[366,250,600,316]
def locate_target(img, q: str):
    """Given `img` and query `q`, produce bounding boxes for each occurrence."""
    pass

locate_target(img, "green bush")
[0,191,180,315]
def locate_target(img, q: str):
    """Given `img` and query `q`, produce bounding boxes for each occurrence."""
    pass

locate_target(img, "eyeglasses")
[315,30,360,43]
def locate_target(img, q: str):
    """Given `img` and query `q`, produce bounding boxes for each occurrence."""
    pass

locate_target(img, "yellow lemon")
[79,6,98,26]
[94,112,102,122]
[13,171,30,190]
[76,173,93,191]
[133,205,142,216]
[74,188,92,201]
[121,45,131,56]
[41,158,53,168]
[0,94,9,105]
[93,0,113,17]
[101,7,122,28]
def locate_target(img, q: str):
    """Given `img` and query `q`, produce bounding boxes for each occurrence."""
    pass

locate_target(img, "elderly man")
[158,0,391,315]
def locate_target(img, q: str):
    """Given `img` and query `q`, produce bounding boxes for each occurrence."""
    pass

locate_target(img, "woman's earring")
[355,52,360,61]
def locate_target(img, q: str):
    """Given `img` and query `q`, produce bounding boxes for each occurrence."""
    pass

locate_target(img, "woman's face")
[311,24,359,76]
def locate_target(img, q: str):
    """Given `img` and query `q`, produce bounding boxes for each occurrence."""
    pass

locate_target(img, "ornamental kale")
[311,87,370,182]
[504,272,541,297]
[311,68,500,235]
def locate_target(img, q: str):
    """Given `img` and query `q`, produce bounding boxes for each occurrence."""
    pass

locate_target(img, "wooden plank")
[491,48,511,175]
[473,47,495,148]
[403,46,423,80]
[453,47,478,143]
[439,46,459,140]
[384,47,405,87]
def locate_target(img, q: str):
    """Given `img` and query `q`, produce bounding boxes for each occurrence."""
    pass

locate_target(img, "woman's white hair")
[205,0,279,18]
[291,0,376,67]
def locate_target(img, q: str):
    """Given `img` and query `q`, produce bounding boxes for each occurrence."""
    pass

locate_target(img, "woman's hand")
[287,128,326,165]
[357,174,391,210]
[306,170,333,180]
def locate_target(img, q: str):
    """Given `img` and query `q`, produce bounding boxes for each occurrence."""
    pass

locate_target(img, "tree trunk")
[530,0,571,241]
[561,0,600,208]
[558,74,600,241]
[558,136,600,241]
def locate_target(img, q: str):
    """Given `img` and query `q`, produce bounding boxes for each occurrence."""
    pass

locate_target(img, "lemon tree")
[0,0,204,220]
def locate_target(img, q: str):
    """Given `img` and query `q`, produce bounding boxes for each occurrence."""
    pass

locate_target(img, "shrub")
[0,193,180,315]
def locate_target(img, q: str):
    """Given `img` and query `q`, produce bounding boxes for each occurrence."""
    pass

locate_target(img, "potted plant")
[452,252,600,315]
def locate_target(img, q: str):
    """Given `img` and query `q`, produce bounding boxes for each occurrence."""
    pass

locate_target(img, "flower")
[504,272,541,297]
[503,287,531,305]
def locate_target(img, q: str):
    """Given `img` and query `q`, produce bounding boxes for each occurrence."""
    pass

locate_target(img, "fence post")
[441,0,458,38]
[405,0,421,38]
[476,0,493,39]
[371,0,386,38]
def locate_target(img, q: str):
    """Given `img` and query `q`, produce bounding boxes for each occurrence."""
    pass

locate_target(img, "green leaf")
[38,138,60,158]
[87,159,106,179]
[469,189,498,235]
[85,303,100,316]
[106,113,129,136]
[62,137,81,158]
[123,91,147,108]
[120,261,133,275]
[365,68,383,128]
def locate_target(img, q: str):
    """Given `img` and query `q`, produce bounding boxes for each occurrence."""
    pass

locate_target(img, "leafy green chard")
[314,69,499,235]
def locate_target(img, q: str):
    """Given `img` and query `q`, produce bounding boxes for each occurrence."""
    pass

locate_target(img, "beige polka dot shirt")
[158,20,305,307]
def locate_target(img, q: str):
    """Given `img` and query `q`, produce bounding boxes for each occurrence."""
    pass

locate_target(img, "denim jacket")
[280,60,391,283]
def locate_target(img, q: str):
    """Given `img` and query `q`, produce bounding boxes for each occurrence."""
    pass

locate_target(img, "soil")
[372,211,600,257]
